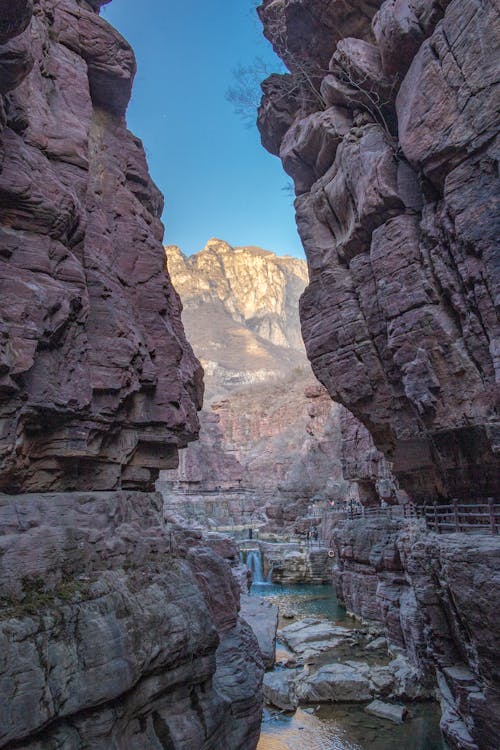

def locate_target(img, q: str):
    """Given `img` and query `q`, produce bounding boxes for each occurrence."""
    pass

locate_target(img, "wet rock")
[240,594,279,669]
[262,544,332,584]
[263,669,299,711]
[365,699,408,723]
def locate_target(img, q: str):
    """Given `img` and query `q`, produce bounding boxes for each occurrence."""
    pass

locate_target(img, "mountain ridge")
[166,238,309,400]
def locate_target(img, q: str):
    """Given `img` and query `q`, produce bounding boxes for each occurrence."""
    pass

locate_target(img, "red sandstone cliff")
[257,0,499,503]
[0,3,263,748]
[256,2,500,747]
[0,0,203,494]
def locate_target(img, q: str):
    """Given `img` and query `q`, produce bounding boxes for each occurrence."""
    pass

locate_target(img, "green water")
[253,582,449,750]
[251,582,348,621]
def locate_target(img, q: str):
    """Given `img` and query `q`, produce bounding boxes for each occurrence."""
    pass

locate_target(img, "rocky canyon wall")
[257,0,499,502]
[329,518,500,750]
[0,2,262,748]
[0,0,204,495]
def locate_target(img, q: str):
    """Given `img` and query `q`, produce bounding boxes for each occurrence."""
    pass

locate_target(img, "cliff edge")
[257,0,499,502]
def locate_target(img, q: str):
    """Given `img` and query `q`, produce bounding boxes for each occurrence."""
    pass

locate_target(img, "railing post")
[453,499,460,532]
[488,497,497,535]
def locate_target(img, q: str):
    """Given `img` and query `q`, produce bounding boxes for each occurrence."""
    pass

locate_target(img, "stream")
[251,582,449,750]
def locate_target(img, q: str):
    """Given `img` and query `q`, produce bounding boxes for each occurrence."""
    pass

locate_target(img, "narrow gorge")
[0,1,498,750]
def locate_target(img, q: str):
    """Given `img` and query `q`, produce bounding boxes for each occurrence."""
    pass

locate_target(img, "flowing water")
[251,581,449,750]
[245,549,265,583]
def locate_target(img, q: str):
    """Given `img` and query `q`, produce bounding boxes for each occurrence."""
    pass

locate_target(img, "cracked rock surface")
[257,0,499,502]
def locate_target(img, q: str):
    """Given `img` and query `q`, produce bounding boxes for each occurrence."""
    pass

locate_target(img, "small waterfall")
[266,564,274,583]
[246,549,264,584]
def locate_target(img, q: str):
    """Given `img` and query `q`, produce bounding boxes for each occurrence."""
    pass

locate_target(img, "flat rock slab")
[295,662,372,703]
[365,699,408,723]
[240,594,279,669]
[279,617,357,655]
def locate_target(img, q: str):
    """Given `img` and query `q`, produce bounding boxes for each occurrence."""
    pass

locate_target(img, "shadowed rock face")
[330,518,500,750]
[0,0,203,494]
[0,3,264,749]
[257,0,499,502]
[0,491,264,750]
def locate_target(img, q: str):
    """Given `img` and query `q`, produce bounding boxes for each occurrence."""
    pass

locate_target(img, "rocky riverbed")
[245,582,448,750]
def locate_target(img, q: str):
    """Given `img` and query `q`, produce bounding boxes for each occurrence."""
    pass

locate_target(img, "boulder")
[295,662,372,703]
[240,594,279,669]
[365,699,408,723]
[263,669,299,711]
[279,617,359,655]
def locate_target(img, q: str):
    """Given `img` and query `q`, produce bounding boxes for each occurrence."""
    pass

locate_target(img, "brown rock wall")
[329,518,500,750]
[0,0,203,494]
[0,491,263,749]
[257,0,500,502]
[0,3,265,749]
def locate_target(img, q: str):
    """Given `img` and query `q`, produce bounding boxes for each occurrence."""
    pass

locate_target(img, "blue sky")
[103,1,304,258]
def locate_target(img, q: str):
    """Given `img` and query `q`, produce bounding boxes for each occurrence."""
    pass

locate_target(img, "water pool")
[253,582,449,750]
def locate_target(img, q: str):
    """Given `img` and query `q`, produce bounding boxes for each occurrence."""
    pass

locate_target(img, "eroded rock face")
[329,518,500,750]
[0,0,203,494]
[166,240,308,397]
[0,3,264,749]
[0,491,264,749]
[162,240,402,528]
[257,0,500,502]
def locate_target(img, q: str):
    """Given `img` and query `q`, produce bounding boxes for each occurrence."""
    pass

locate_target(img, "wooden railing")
[317,499,499,535]
[419,499,499,534]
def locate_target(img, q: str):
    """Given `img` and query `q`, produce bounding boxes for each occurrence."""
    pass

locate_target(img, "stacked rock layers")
[257,0,499,502]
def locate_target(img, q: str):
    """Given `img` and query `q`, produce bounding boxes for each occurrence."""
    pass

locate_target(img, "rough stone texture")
[260,542,332,584]
[263,669,299,711]
[295,662,373,703]
[0,491,264,749]
[329,517,500,750]
[0,3,264,749]
[257,0,500,502]
[160,371,400,532]
[240,594,279,669]
[278,618,359,656]
[0,0,203,495]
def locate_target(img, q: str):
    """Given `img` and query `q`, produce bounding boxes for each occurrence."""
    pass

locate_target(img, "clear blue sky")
[102,1,304,258]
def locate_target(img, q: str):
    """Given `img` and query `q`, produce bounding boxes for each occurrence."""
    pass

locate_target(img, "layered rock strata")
[163,239,402,529]
[0,2,263,748]
[161,370,400,532]
[329,518,500,750]
[0,0,203,494]
[257,0,500,502]
[0,491,263,749]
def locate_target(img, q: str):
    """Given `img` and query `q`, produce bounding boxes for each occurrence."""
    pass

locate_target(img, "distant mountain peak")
[165,239,309,400]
